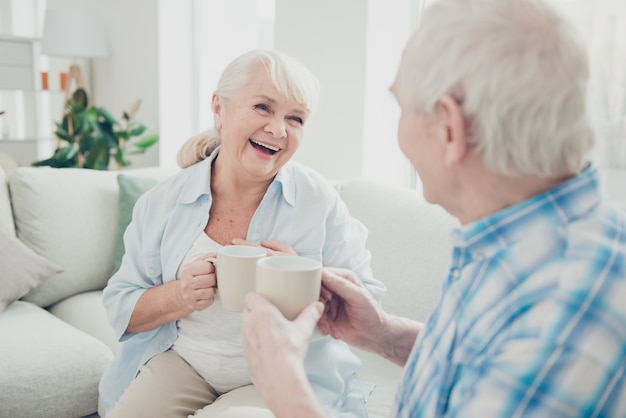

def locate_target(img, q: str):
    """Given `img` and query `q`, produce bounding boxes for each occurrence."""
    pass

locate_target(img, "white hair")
[177,49,320,168]
[395,0,595,177]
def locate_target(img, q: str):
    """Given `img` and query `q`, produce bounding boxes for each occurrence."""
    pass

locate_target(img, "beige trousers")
[105,349,274,418]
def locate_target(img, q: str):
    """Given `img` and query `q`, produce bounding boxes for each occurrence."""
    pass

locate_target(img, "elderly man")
[242,0,626,416]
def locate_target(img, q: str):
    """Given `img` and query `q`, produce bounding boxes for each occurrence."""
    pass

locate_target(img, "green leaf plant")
[33,88,159,170]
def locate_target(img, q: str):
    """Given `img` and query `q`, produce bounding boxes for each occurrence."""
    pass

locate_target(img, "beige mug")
[255,256,322,320]
[207,245,267,312]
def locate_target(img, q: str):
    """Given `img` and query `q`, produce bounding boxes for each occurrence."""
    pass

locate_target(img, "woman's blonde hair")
[177,49,320,168]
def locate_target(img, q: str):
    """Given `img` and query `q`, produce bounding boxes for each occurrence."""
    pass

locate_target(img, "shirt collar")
[177,148,216,205]
[451,165,600,261]
[177,146,296,207]
[273,162,296,207]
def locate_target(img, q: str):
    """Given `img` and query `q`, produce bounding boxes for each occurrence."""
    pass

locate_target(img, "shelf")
[0,88,65,94]
[0,137,56,167]
[0,35,37,90]
[0,36,69,167]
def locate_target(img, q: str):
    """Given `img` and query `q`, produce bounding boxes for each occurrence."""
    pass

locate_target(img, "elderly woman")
[98,49,385,418]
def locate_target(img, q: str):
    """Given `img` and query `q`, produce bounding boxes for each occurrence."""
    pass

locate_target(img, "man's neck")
[450,165,576,226]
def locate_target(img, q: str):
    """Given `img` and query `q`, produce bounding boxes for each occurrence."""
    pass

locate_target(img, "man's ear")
[437,94,468,167]
[212,93,223,130]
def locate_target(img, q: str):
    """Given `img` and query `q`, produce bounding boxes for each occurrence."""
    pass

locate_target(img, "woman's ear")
[212,93,223,130]
[437,94,468,167]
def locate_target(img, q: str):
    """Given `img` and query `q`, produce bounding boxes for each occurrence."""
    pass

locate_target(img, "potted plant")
[33,88,159,170]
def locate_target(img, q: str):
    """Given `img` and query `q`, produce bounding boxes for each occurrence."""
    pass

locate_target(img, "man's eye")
[254,104,270,112]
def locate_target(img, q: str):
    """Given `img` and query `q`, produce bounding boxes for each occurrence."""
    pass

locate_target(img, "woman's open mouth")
[249,139,280,155]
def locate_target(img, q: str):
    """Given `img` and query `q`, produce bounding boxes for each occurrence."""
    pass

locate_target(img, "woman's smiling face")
[213,64,310,181]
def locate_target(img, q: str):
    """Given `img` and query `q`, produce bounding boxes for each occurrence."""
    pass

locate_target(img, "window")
[192,0,276,132]
[363,0,424,190]
[557,0,626,169]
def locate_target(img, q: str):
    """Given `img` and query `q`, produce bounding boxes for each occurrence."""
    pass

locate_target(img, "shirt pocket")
[142,251,163,281]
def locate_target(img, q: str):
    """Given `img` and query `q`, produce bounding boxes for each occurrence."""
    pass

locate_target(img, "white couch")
[0,162,460,418]
[9,160,578,418]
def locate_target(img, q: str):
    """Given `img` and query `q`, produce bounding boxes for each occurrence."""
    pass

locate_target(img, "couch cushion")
[337,179,458,322]
[337,179,458,417]
[0,227,63,312]
[0,162,14,236]
[9,167,120,307]
[351,348,403,418]
[9,166,179,307]
[113,174,160,273]
[0,301,113,418]
[49,290,119,354]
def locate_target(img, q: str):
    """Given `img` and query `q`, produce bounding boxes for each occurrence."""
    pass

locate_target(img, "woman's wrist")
[128,281,190,333]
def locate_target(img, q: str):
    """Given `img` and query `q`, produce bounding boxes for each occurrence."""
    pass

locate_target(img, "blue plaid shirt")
[392,166,626,417]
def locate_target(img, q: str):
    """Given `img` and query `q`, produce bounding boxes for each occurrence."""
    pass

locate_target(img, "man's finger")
[244,291,273,311]
[322,268,361,293]
[295,301,324,328]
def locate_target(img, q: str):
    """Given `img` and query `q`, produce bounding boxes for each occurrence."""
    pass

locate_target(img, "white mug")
[207,245,267,312]
[255,256,322,320]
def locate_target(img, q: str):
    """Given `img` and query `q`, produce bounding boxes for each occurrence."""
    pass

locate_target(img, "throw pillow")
[0,227,63,312]
[113,174,160,273]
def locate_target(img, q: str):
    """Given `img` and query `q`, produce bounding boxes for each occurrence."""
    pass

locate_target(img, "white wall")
[47,0,161,168]
[33,0,418,182]
[274,0,368,180]
[188,0,268,169]
[157,0,194,168]
[43,0,276,170]
[362,0,415,186]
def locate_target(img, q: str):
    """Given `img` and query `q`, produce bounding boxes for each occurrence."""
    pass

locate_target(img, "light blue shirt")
[99,149,386,416]
[392,166,626,417]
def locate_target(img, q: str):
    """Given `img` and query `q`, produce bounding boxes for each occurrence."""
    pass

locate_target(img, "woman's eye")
[289,116,304,125]
[254,104,270,112]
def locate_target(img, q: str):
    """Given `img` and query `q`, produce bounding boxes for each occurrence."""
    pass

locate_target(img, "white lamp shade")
[41,9,109,58]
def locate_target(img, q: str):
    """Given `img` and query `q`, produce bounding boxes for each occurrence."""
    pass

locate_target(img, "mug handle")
[205,257,219,292]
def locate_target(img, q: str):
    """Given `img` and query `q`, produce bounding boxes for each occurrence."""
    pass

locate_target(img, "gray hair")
[178,49,320,168]
[395,0,595,177]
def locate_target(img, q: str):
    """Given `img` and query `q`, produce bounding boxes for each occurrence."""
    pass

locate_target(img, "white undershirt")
[172,232,252,393]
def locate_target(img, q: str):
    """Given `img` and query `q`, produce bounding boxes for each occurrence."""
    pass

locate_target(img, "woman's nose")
[265,117,287,138]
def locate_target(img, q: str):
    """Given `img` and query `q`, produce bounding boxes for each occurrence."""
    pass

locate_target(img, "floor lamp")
[41,8,108,126]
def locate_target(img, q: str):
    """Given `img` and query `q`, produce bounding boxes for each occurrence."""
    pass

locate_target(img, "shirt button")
[474,252,484,261]
[452,269,460,279]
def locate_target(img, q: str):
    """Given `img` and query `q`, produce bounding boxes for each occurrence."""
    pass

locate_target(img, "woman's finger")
[231,238,262,249]
[260,240,298,256]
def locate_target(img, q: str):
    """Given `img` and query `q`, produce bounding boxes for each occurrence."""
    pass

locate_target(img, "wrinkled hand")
[232,238,298,256]
[242,292,323,406]
[175,252,218,313]
[317,268,384,350]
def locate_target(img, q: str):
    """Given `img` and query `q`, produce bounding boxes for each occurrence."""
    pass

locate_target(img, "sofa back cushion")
[9,167,121,307]
[337,179,458,323]
[113,172,172,273]
[0,164,15,236]
[9,166,179,307]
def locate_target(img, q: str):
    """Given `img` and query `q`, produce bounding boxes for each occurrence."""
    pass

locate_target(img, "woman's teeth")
[250,139,279,154]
